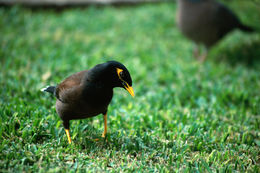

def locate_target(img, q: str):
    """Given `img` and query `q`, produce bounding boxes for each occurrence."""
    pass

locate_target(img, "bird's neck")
[86,65,115,87]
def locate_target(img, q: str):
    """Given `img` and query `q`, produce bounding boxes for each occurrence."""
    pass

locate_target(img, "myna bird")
[41,61,134,144]
[176,0,254,61]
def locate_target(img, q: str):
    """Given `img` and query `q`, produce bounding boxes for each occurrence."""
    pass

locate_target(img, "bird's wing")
[214,2,241,38]
[55,70,88,103]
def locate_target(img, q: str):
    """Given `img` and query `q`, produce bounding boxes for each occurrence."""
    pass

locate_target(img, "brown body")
[55,70,113,128]
[177,0,253,48]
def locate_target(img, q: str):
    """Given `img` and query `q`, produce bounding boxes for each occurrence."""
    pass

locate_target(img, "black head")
[88,61,134,97]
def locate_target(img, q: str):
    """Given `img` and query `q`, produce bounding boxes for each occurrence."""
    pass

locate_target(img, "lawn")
[0,1,260,172]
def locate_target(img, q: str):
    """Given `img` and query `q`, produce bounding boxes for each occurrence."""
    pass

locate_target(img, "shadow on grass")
[74,131,178,159]
[73,127,215,155]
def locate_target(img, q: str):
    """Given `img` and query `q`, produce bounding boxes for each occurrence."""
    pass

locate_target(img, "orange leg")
[102,113,107,138]
[65,129,72,144]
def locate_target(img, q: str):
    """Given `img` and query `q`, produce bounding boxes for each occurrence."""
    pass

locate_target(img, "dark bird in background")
[176,0,254,61]
[41,61,135,144]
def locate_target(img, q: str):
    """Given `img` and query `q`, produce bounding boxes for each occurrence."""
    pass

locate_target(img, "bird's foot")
[101,132,106,138]
[197,52,207,62]
[94,137,107,142]
[193,46,200,58]
[93,133,106,141]
[193,45,208,62]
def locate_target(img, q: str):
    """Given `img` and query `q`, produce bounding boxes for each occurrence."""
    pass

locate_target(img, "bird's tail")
[41,85,56,94]
[239,23,254,32]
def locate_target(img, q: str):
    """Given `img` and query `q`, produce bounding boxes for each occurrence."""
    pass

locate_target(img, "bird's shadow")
[73,128,209,158]
[75,131,178,156]
[210,35,260,67]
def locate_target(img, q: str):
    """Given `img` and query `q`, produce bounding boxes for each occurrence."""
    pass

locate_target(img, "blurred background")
[0,0,260,172]
[1,0,168,6]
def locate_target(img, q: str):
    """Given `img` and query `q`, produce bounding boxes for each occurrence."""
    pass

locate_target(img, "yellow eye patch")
[116,68,123,79]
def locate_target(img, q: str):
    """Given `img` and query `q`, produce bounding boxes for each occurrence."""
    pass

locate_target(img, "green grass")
[0,1,260,172]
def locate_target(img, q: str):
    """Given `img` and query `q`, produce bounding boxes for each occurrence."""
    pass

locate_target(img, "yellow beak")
[125,86,135,97]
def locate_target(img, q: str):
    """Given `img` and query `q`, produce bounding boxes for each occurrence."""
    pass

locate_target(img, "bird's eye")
[119,71,124,78]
